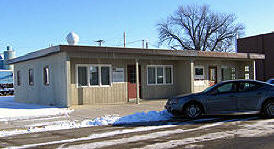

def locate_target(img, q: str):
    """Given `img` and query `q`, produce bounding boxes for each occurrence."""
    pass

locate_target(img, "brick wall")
[237,33,274,81]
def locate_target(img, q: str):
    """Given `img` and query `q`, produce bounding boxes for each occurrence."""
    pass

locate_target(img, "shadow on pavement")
[113,114,265,127]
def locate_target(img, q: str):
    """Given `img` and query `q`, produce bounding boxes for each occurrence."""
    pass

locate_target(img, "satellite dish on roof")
[66,32,79,45]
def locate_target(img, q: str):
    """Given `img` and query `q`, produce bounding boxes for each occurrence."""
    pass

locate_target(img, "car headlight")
[170,98,179,104]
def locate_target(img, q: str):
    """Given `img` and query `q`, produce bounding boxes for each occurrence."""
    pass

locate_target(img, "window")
[101,66,110,85]
[29,69,34,86]
[147,65,173,85]
[231,67,236,80]
[239,82,262,92]
[90,66,99,85]
[43,66,50,86]
[194,66,204,80]
[245,74,250,79]
[221,68,225,81]
[244,65,249,79]
[77,65,111,87]
[245,66,249,72]
[78,66,88,86]
[148,67,156,84]
[17,71,21,86]
[217,83,237,93]
[165,67,172,84]
[157,67,164,84]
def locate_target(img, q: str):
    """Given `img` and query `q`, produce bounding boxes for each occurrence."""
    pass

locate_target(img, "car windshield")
[203,84,217,93]
[268,80,274,84]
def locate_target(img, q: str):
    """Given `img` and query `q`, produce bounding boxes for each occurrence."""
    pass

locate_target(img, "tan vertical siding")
[70,58,131,105]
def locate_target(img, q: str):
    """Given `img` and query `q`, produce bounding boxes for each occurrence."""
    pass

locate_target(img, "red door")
[127,65,141,99]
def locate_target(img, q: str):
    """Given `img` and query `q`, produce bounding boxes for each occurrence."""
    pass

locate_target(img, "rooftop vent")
[66,32,79,45]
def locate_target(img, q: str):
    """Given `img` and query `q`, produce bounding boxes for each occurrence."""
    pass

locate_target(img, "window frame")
[146,65,173,86]
[231,67,236,80]
[245,66,250,72]
[76,64,112,88]
[238,81,263,93]
[194,65,205,80]
[28,68,34,86]
[43,66,50,86]
[245,73,250,79]
[16,70,21,86]
[211,82,237,95]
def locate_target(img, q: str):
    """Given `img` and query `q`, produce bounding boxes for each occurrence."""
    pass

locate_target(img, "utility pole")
[95,40,104,47]
[123,32,126,48]
[142,40,145,49]
[146,41,149,49]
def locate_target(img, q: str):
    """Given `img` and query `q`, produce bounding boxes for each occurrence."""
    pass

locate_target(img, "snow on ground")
[0,96,73,122]
[113,110,174,125]
[56,118,274,149]
[0,96,175,137]
[0,110,174,137]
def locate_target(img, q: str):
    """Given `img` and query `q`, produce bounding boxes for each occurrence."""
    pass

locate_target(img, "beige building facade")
[8,45,264,107]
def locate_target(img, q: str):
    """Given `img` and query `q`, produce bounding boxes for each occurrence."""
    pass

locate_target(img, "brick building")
[237,32,274,81]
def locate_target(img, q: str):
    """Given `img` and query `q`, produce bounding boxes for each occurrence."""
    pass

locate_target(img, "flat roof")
[238,32,274,40]
[7,45,265,64]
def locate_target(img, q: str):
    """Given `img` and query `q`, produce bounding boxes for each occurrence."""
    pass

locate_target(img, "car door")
[236,81,264,111]
[206,82,238,114]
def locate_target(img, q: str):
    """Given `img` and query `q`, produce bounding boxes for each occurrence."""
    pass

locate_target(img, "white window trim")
[194,65,205,80]
[245,73,250,79]
[43,65,50,86]
[76,64,112,88]
[29,68,34,86]
[16,70,21,86]
[245,65,250,72]
[147,65,173,86]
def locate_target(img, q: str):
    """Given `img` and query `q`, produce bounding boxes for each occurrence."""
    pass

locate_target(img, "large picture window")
[147,65,173,85]
[77,64,111,87]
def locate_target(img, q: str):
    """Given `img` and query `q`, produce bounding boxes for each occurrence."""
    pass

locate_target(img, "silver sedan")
[165,80,274,119]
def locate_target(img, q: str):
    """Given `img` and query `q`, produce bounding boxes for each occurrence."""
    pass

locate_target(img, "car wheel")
[263,101,274,118]
[184,103,202,119]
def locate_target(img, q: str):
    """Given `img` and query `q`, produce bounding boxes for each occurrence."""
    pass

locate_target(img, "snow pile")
[0,115,121,137]
[0,96,73,121]
[81,115,120,126]
[113,110,173,125]
[0,111,174,137]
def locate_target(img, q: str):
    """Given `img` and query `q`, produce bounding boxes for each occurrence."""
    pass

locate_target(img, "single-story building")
[8,45,265,107]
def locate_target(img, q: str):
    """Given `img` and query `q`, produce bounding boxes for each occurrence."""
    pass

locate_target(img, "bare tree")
[157,5,244,52]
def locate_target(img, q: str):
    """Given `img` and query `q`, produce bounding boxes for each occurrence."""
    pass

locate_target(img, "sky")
[0,0,274,56]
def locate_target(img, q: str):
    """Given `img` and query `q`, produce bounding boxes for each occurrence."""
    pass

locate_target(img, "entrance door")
[209,66,217,86]
[127,65,141,99]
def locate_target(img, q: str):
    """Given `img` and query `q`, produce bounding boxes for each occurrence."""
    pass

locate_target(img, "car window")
[238,82,262,92]
[216,82,237,93]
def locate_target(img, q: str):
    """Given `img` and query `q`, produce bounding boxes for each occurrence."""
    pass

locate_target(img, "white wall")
[13,52,68,107]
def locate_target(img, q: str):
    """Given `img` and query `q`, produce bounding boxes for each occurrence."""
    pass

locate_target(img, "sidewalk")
[0,99,167,131]
[69,99,167,121]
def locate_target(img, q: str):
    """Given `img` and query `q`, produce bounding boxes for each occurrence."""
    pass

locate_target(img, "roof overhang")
[7,45,265,64]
